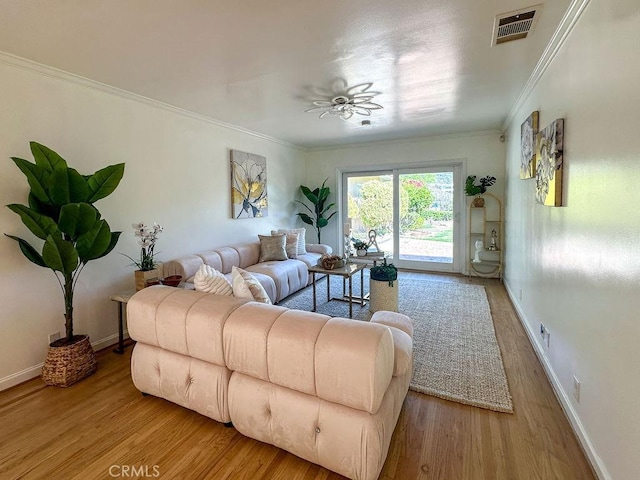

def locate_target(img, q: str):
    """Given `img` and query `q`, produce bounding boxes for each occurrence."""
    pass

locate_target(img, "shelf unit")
[468,192,503,279]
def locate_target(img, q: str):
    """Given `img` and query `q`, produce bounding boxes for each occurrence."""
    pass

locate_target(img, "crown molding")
[502,0,592,130]
[306,129,503,153]
[0,50,303,151]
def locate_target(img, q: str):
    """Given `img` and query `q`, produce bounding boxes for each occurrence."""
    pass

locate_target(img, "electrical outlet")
[545,328,551,348]
[573,375,581,403]
[48,331,60,345]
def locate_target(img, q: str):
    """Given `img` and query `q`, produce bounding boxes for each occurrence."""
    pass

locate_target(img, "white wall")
[305,132,506,258]
[0,56,306,390]
[503,1,640,479]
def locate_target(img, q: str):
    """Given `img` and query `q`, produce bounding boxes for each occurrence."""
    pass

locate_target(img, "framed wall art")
[535,118,564,207]
[520,111,539,179]
[230,149,268,219]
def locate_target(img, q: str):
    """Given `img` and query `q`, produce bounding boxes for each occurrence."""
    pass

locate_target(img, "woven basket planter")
[42,335,97,387]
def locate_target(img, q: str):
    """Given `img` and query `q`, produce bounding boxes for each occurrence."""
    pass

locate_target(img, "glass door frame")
[339,160,465,274]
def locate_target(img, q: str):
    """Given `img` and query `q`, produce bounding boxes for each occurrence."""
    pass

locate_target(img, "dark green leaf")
[28,193,60,219]
[30,142,68,171]
[87,163,125,203]
[6,204,60,240]
[297,213,314,226]
[317,217,328,228]
[48,168,89,206]
[58,203,97,238]
[318,187,330,203]
[300,185,318,205]
[11,158,52,204]
[321,202,336,215]
[76,219,111,262]
[325,211,337,222]
[42,235,78,274]
[96,231,122,260]
[4,234,46,267]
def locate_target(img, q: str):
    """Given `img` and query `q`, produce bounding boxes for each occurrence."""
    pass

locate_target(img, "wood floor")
[0,273,596,480]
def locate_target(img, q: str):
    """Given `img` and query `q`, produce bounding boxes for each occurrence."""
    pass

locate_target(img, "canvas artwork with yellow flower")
[231,150,268,218]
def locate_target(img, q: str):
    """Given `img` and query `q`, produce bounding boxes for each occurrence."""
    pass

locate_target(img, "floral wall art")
[535,118,564,207]
[520,111,539,179]
[230,149,268,219]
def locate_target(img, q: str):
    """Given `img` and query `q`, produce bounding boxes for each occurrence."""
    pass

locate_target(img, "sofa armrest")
[371,311,413,377]
[306,243,332,255]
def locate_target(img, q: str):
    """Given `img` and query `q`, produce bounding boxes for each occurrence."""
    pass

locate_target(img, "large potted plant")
[296,178,337,243]
[5,141,124,387]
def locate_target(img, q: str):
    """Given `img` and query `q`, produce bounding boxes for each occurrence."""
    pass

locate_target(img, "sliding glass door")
[343,164,461,273]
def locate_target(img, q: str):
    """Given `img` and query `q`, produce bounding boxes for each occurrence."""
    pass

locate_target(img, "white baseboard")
[503,281,610,480]
[0,332,127,392]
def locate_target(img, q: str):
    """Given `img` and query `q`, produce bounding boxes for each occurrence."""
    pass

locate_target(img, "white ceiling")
[0,0,571,148]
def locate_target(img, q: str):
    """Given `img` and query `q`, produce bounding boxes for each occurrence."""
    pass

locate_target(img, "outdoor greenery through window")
[346,171,454,264]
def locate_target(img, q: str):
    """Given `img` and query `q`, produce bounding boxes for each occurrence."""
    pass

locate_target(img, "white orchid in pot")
[5,141,124,387]
[123,222,164,290]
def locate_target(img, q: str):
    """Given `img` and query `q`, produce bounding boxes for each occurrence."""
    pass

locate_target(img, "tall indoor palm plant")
[5,142,124,345]
[296,178,336,243]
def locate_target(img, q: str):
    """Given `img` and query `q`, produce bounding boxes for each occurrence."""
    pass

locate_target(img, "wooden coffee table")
[307,262,367,318]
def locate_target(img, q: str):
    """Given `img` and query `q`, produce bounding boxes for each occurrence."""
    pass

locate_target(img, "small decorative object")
[161,275,183,287]
[304,79,383,120]
[123,222,163,291]
[521,111,539,179]
[319,254,345,270]
[352,238,368,256]
[231,149,268,219]
[473,239,484,263]
[367,229,381,252]
[535,119,564,207]
[5,141,124,387]
[489,229,499,251]
[296,178,337,243]
[465,175,496,207]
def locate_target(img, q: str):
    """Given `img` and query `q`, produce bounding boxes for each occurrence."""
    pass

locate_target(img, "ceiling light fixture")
[305,81,383,120]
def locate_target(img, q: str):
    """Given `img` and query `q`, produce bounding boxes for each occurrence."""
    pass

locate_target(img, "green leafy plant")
[296,178,337,243]
[370,259,398,287]
[5,142,125,343]
[351,238,368,250]
[465,175,496,196]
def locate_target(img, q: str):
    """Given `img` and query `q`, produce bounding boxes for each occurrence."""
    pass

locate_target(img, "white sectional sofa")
[161,241,331,303]
[127,286,414,480]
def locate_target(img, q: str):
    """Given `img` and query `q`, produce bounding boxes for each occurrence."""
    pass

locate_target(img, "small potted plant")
[122,222,164,290]
[352,238,369,256]
[465,175,496,207]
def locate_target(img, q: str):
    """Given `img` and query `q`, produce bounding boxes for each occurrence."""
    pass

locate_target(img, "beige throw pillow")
[194,264,233,296]
[271,230,298,259]
[258,234,288,262]
[231,266,272,304]
[276,228,306,255]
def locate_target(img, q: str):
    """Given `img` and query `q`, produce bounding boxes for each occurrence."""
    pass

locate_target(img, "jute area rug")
[278,274,513,413]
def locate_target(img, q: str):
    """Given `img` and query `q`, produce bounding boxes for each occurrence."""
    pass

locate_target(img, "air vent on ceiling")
[492,4,543,46]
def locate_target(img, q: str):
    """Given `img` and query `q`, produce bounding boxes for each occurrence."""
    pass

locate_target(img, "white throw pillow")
[231,266,272,304]
[275,228,307,255]
[194,265,233,296]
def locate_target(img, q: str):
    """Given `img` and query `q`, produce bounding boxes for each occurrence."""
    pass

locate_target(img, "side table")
[110,290,135,354]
